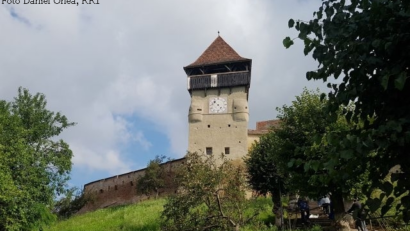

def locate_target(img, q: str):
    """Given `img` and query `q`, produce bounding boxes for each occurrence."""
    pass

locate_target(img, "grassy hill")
[44,198,276,231]
[45,199,165,231]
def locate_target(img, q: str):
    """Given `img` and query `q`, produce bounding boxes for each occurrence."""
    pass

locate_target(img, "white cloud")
[0,0,330,185]
[134,131,152,151]
[71,144,131,175]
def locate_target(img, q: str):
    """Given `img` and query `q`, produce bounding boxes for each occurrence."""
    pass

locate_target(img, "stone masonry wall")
[79,158,185,213]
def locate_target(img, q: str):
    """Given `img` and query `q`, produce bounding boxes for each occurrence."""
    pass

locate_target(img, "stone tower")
[183,36,252,163]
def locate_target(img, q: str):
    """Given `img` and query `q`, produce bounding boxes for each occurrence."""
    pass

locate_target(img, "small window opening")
[225,147,230,154]
[245,106,248,109]
[208,125,211,128]
[239,141,241,143]
[100,189,104,193]
[115,185,118,190]
[228,124,231,127]
[130,181,134,186]
[206,147,213,155]
[197,108,202,111]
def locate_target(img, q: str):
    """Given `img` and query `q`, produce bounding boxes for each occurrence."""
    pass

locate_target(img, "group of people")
[297,195,332,225]
[296,195,367,231]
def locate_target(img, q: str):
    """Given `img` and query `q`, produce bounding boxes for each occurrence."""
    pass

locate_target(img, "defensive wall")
[79,157,185,213]
[80,120,278,213]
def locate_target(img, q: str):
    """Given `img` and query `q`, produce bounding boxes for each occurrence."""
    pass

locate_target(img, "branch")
[201,224,221,230]
[215,190,236,227]
[244,212,260,224]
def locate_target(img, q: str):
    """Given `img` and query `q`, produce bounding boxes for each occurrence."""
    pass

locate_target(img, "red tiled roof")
[256,120,281,131]
[248,129,269,135]
[185,36,250,67]
[247,120,281,136]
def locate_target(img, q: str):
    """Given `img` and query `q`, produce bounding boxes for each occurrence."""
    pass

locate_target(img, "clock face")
[209,97,227,113]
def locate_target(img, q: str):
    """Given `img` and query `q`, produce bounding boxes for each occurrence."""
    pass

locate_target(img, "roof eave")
[183,58,252,70]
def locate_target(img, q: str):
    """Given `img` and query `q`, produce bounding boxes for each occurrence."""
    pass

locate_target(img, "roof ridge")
[185,36,249,67]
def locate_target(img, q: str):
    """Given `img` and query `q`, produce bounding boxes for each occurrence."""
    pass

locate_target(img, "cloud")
[0,0,330,186]
[71,144,131,175]
[8,7,31,26]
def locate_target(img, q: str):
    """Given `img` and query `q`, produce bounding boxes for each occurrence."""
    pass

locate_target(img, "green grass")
[44,199,165,231]
[44,197,318,231]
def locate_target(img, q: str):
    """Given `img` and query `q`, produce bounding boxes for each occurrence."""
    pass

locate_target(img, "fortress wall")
[79,158,185,213]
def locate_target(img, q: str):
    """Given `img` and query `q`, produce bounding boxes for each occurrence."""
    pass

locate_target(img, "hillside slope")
[45,199,165,231]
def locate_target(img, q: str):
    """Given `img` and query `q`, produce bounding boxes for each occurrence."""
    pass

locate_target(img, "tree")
[53,187,91,220]
[245,133,287,228]
[136,155,167,199]
[284,0,410,222]
[249,89,366,228]
[0,87,75,230]
[161,152,259,231]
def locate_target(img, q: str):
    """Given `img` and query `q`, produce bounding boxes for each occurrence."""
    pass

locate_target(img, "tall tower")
[183,36,252,162]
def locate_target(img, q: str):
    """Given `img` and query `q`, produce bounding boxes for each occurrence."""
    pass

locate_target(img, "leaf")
[381,75,390,90]
[283,37,294,48]
[403,210,410,223]
[288,19,295,28]
[287,159,294,168]
[372,39,381,48]
[394,72,408,90]
[306,71,317,80]
[340,150,353,160]
[366,198,382,213]
[381,181,393,196]
[401,196,410,207]
[320,93,326,101]
[384,42,392,52]
[380,196,395,216]
[381,204,391,216]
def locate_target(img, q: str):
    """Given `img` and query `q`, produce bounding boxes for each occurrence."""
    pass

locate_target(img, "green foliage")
[45,197,276,231]
[0,87,75,230]
[285,0,410,222]
[245,134,287,227]
[136,155,168,199]
[250,89,367,219]
[45,199,166,231]
[53,187,91,220]
[161,152,260,231]
[274,89,360,197]
[246,134,287,196]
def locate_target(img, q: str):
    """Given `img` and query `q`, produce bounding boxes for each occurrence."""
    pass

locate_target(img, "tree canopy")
[284,0,410,222]
[247,89,365,228]
[136,155,168,199]
[161,152,259,231]
[0,87,75,230]
[245,133,287,227]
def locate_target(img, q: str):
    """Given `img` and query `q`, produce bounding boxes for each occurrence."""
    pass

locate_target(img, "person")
[318,195,331,214]
[346,198,368,231]
[297,197,310,225]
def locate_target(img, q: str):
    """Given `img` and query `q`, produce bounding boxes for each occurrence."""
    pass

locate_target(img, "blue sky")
[0,0,333,190]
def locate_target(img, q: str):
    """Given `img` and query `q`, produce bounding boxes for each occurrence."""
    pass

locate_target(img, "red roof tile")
[186,36,250,67]
[256,120,281,131]
[248,129,269,135]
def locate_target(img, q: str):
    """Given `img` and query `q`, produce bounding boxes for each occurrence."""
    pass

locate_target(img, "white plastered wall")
[188,86,249,164]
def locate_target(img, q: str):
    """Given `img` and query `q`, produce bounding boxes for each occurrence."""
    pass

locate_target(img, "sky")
[0,0,335,189]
